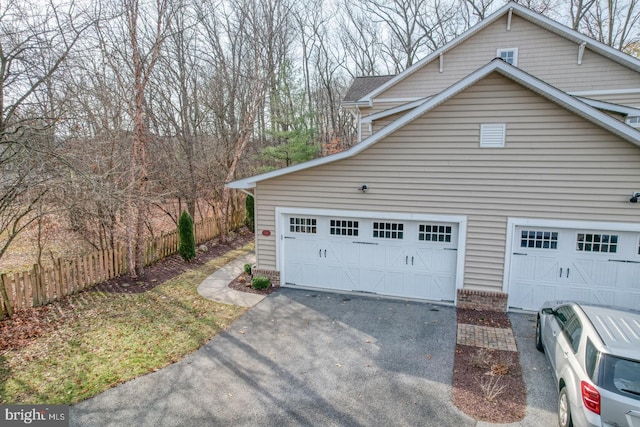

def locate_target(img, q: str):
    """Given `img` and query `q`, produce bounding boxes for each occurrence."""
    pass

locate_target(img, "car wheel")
[558,386,573,427]
[535,315,544,352]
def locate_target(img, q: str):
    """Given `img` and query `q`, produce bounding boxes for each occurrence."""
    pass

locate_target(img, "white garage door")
[508,226,640,311]
[283,214,458,302]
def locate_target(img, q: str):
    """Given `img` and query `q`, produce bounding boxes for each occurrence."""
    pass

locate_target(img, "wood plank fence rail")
[1,210,244,316]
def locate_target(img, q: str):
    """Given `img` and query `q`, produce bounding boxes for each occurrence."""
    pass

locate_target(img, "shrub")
[244,195,255,232]
[244,263,253,275]
[178,210,196,261]
[251,275,270,290]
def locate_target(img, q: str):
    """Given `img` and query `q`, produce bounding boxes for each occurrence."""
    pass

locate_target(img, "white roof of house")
[227,59,640,189]
[359,1,640,103]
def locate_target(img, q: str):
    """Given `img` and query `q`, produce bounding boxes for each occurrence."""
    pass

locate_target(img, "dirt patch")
[453,308,527,423]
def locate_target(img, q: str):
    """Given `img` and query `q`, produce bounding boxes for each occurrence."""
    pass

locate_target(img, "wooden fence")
[0,209,245,317]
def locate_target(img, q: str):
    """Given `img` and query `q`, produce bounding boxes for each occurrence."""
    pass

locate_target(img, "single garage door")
[283,214,458,302]
[508,226,640,311]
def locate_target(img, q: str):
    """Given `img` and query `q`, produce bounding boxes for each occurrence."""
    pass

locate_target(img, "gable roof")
[342,75,396,105]
[227,59,640,190]
[357,1,640,103]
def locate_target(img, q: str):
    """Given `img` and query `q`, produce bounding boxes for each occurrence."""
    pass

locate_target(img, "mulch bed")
[92,229,254,294]
[228,272,278,296]
[453,308,527,423]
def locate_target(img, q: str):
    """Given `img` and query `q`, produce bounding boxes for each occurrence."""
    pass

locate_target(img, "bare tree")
[198,0,272,242]
[0,0,92,316]
[96,0,175,278]
[151,2,202,220]
[583,0,640,50]
[338,0,387,77]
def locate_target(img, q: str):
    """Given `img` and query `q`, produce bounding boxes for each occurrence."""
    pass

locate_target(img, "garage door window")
[330,219,359,236]
[373,222,404,239]
[419,224,452,242]
[289,217,317,234]
[520,230,558,249]
[576,233,617,253]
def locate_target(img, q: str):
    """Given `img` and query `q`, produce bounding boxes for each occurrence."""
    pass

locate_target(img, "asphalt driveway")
[70,289,557,426]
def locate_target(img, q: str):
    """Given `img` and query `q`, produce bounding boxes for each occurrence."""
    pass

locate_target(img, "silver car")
[536,301,640,427]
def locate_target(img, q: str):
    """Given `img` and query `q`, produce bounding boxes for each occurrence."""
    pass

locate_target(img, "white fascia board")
[570,88,640,96]
[361,98,430,124]
[359,1,640,104]
[227,59,640,190]
[575,97,640,116]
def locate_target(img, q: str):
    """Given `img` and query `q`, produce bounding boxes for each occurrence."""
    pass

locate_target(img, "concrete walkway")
[197,252,265,307]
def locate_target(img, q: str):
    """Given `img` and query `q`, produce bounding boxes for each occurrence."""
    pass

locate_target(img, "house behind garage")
[228,2,640,312]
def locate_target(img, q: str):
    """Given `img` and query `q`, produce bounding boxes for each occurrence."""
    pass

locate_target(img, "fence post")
[0,273,12,318]
[32,264,41,307]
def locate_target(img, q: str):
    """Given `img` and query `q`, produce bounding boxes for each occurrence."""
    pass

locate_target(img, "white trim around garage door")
[275,207,468,298]
[503,217,640,304]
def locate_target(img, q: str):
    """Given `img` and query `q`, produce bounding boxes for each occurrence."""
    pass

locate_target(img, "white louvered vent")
[480,124,506,147]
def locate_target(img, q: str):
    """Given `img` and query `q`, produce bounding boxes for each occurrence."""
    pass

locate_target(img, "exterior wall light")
[359,184,368,193]
[630,192,640,203]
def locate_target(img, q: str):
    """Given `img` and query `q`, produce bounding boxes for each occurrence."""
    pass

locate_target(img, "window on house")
[419,224,452,242]
[520,230,558,249]
[289,217,317,234]
[497,48,518,66]
[330,219,359,236]
[480,123,506,147]
[373,222,404,239]
[576,233,618,253]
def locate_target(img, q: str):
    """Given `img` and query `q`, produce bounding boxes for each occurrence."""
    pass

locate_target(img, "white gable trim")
[361,98,430,124]
[575,97,640,116]
[361,2,640,103]
[227,60,640,189]
[570,88,640,96]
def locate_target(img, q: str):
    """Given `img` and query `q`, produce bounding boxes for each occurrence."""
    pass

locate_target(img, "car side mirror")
[541,308,554,315]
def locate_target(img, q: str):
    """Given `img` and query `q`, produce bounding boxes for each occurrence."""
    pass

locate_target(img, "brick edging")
[457,289,508,312]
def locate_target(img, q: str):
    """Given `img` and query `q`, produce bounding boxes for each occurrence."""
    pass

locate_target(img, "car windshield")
[600,354,640,400]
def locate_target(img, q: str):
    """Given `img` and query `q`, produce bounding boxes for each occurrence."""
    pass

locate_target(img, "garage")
[507,221,640,311]
[280,210,465,303]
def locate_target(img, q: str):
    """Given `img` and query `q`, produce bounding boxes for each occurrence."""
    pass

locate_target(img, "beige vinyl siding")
[379,15,640,101]
[253,72,640,293]
[371,112,407,134]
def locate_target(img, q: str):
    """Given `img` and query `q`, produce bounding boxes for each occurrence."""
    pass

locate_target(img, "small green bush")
[244,263,253,275]
[251,275,270,290]
[178,210,196,261]
[244,195,255,232]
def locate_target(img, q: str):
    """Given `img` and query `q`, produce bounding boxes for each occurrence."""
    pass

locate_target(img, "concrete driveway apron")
[71,288,474,427]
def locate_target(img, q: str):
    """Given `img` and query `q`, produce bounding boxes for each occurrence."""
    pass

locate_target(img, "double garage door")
[282,213,459,302]
[508,225,640,311]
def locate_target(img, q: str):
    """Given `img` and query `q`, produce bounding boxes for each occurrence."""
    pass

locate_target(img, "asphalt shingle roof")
[343,75,396,103]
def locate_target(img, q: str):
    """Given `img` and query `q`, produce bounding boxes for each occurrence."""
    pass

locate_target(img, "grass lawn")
[0,245,252,405]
